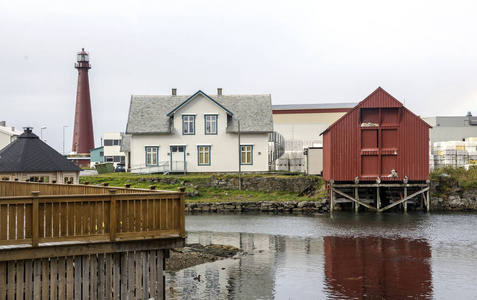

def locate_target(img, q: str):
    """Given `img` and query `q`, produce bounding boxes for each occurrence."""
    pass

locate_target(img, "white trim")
[197,143,212,146]
[181,113,197,116]
[204,113,219,115]
[169,144,187,146]
[240,143,255,146]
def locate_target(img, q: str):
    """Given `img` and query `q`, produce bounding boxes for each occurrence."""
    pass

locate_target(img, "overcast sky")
[1,0,477,153]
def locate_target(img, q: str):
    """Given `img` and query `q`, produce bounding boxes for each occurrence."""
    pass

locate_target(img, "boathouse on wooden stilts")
[322,87,432,212]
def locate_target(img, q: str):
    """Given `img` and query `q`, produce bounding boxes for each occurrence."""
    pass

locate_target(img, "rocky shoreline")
[165,243,243,272]
[185,192,477,213]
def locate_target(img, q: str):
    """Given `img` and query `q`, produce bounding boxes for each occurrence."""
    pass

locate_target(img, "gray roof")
[126,91,273,134]
[120,134,131,152]
[272,102,357,110]
[0,128,82,173]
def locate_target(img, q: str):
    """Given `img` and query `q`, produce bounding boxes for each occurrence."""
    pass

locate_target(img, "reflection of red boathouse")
[324,236,432,299]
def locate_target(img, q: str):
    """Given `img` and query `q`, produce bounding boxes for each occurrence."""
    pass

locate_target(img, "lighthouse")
[72,48,95,155]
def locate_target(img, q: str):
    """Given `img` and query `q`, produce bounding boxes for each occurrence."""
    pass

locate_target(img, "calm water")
[166,212,477,299]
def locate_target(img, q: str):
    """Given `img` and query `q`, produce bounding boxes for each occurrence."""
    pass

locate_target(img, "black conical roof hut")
[0,127,82,172]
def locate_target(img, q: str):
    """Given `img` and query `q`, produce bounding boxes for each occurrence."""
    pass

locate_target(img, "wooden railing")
[0,180,161,197]
[0,184,185,248]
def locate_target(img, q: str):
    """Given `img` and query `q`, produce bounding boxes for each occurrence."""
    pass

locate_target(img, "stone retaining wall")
[186,200,329,213]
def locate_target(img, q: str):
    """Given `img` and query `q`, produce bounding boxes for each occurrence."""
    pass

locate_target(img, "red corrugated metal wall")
[323,87,430,182]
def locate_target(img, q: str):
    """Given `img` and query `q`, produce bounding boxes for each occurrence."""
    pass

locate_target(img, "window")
[104,139,121,146]
[198,146,211,165]
[205,115,217,135]
[105,156,114,162]
[100,151,104,157]
[183,115,195,135]
[145,146,158,166]
[241,145,253,165]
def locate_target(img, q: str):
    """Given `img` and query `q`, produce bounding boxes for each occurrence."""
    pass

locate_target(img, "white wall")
[130,94,269,172]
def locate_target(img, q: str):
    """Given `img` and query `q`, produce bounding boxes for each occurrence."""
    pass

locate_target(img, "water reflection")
[324,236,432,299]
[166,212,477,299]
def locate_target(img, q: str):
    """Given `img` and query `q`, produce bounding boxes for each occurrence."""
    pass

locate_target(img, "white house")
[0,121,22,151]
[125,89,273,173]
[103,132,126,168]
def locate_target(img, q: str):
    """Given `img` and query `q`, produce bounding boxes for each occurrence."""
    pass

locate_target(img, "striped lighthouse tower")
[72,48,95,155]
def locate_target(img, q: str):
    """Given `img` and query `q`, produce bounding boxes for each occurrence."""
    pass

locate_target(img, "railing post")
[31,191,40,247]
[109,190,117,242]
[177,187,186,237]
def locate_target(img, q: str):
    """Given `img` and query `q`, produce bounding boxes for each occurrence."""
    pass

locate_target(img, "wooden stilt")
[377,186,381,211]
[330,182,334,213]
[404,185,407,213]
[427,185,430,212]
[354,186,359,213]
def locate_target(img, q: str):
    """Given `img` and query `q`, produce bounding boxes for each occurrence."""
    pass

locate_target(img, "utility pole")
[238,120,242,191]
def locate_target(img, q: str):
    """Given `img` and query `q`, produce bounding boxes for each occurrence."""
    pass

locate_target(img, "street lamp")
[63,125,68,155]
[41,126,47,141]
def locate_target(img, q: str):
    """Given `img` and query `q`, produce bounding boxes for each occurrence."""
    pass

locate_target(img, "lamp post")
[41,126,47,141]
[63,125,68,155]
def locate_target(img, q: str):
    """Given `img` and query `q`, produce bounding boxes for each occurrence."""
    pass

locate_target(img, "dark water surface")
[166,212,477,299]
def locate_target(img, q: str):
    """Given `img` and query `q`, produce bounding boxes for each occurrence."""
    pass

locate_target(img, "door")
[170,146,186,172]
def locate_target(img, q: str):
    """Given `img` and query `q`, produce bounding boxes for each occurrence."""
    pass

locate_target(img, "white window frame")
[145,146,158,166]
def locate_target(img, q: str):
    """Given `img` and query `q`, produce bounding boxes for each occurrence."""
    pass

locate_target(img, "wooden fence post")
[31,191,40,247]
[109,190,117,242]
[177,187,186,237]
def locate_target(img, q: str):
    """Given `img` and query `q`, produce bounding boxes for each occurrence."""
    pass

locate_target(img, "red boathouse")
[322,87,432,212]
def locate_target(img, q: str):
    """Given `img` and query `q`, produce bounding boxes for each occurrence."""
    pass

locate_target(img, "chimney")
[217,88,222,96]
[172,88,177,96]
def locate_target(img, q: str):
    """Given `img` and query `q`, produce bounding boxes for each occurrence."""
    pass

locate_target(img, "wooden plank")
[120,251,127,296]
[82,255,90,298]
[379,187,429,212]
[157,250,164,300]
[53,202,60,238]
[74,256,82,299]
[60,202,66,237]
[0,205,8,241]
[17,260,25,300]
[68,202,75,237]
[91,254,98,299]
[128,251,135,299]
[98,254,105,300]
[143,251,149,299]
[136,251,142,297]
[0,261,6,300]
[25,260,32,299]
[83,201,90,236]
[150,250,157,299]
[39,203,46,241]
[42,257,50,299]
[33,259,41,300]
[106,254,113,300]
[7,261,15,299]
[143,199,149,231]
[59,257,66,300]
[51,258,58,300]
[109,193,117,242]
[113,253,120,299]
[17,204,25,240]
[46,202,53,238]
[9,204,16,241]
[25,204,32,239]
[75,202,82,236]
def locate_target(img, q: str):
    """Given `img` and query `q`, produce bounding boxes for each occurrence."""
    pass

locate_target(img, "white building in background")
[125,89,273,174]
[271,103,356,172]
[103,132,126,168]
[0,121,22,151]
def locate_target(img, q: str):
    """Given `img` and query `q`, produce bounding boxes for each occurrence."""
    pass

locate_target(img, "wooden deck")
[0,181,185,299]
